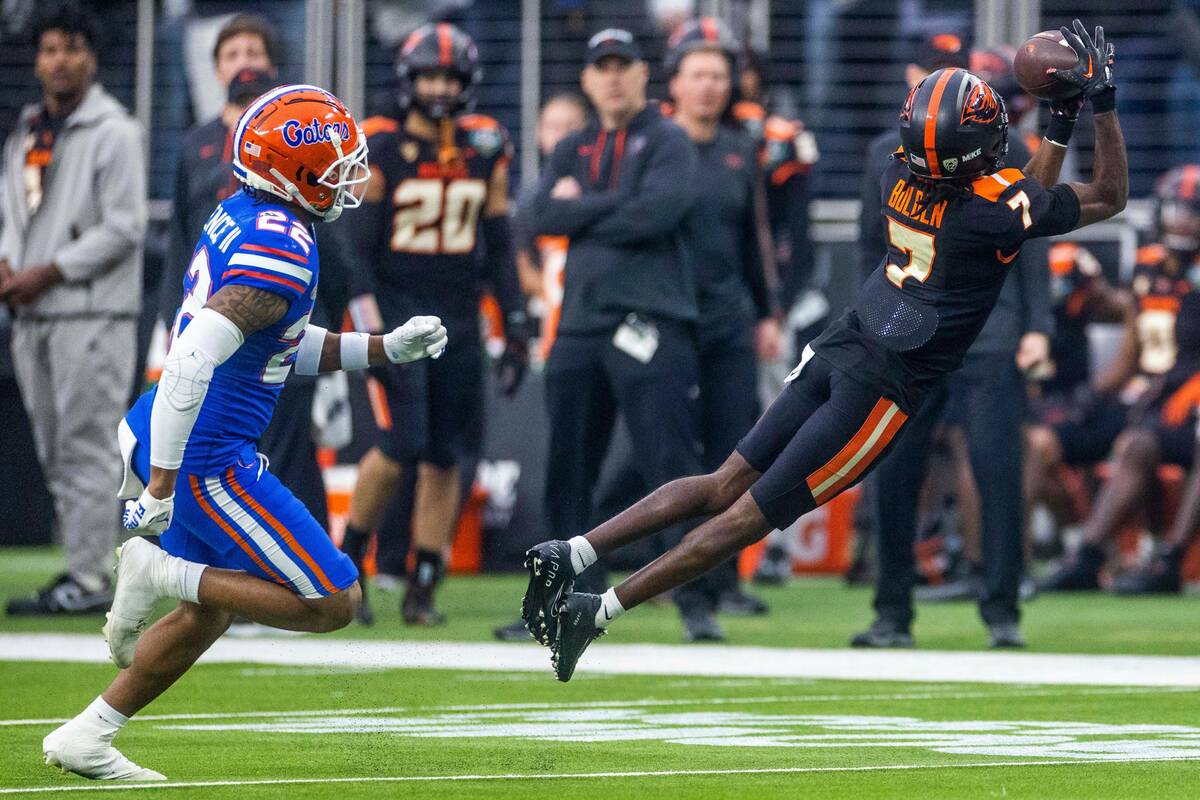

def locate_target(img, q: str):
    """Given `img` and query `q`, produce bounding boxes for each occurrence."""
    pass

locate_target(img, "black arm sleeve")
[158,154,191,327]
[775,170,812,309]
[857,144,888,287]
[1014,234,1054,337]
[742,168,779,320]
[480,213,524,322]
[584,130,699,245]
[342,198,387,299]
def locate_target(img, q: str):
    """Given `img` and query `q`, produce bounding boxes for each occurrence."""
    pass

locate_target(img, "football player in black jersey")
[339,23,528,625]
[523,19,1126,681]
[1037,167,1200,593]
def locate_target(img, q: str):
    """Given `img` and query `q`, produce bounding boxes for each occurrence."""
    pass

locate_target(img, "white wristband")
[294,324,328,376]
[339,331,371,371]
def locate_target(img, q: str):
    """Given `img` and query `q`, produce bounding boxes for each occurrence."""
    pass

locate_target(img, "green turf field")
[2,547,1199,798]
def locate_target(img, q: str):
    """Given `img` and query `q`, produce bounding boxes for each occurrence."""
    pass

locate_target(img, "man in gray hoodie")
[1,6,146,615]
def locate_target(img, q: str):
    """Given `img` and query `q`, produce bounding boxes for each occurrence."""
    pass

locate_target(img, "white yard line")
[4,757,1200,795]
[2,686,1191,728]
[3,633,1200,687]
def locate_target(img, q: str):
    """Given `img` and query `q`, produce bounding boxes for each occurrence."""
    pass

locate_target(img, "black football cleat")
[6,573,113,616]
[717,588,769,616]
[552,592,605,682]
[402,581,446,626]
[682,607,726,642]
[849,617,915,648]
[987,621,1027,649]
[1111,549,1183,596]
[522,540,574,646]
[1037,544,1104,592]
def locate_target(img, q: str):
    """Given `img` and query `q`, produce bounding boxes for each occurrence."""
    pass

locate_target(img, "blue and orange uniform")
[121,189,356,598]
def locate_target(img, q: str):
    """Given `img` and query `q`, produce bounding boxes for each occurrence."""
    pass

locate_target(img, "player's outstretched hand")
[384,315,448,363]
[123,489,174,534]
[1049,19,1115,100]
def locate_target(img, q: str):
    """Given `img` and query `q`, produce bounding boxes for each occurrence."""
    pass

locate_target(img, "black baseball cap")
[912,31,970,71]
[586,28,642,65]
[228,68,276,105]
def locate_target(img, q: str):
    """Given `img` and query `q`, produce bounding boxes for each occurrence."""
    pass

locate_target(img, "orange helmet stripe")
[923,68,957,179]
[701,17,718,41]
[437,23,453,67]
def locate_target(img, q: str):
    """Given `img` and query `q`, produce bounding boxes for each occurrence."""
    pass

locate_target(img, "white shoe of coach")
[43,719,166,781]
[102,537,171,669]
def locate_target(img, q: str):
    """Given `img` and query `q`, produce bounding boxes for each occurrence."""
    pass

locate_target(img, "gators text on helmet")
[665,16,740,76]
[898,67,1007,182]
[396,22,482,119]
[232,84,369,222]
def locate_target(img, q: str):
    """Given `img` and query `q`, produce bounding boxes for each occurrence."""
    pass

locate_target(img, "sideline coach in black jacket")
[528,29,700,591]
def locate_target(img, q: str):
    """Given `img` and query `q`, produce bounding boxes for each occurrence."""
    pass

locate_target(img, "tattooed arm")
[204,284,289,336]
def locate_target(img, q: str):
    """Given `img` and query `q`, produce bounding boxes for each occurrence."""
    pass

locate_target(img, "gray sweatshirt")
[0,84,146,319]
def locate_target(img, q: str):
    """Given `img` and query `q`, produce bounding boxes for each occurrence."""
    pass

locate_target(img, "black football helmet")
[898,67,1007,182]
[1154,165,1200,261]
[396,22,482,119]
[664,16,740,76]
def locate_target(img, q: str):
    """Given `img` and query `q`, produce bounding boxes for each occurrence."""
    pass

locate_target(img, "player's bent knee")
[305,583,361,632]
[705,453,761,514]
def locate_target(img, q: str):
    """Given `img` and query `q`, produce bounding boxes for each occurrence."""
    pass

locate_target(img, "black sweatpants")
[544,320,701,593]
[871,351,1025,628]
[672,320,760,612]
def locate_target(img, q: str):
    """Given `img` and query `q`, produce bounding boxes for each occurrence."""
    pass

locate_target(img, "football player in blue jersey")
[40,85,447,781]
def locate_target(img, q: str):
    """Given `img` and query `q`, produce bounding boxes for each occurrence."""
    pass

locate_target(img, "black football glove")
[496,311,533,398]
[1049,19,1116,104]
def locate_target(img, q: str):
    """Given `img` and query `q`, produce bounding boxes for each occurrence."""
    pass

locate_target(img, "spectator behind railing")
[1,4,146,616]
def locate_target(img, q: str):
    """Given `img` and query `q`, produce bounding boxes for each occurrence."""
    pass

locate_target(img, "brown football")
[1013,30,1081,101]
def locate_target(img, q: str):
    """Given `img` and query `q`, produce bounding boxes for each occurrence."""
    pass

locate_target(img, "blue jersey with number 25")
[126,189,319,476]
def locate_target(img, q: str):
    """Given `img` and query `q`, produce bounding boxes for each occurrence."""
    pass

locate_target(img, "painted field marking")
[4,633,1200,687]
[4,756,1200,795]
[1,686,1193,728]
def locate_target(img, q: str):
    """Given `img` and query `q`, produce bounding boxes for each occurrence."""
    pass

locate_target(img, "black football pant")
[544,320,701,594]
[872,352,1025,628]
[671,320,760,613]
[259,375,329,529]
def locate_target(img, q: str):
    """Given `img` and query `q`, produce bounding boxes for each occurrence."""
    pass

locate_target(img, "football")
[1013,30,1082,100]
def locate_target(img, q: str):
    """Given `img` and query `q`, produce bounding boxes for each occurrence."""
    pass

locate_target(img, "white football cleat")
[43,720,166,781]
[103,537,170,669]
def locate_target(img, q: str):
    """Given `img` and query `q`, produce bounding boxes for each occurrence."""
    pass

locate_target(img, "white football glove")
[383,315,448,363]
[123,489,174,533]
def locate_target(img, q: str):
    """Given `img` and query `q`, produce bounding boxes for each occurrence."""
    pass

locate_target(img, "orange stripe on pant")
[225,469,338,594]
[806,399,908,506]
[189,475,289,587]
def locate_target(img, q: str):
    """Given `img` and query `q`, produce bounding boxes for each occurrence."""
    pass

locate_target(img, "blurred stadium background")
[3,1,1200,796]
[4,0,1199,566]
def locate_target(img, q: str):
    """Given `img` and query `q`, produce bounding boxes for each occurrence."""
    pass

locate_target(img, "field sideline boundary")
[4,756,1200,794]
[3,633,1200,687]
[2,685,1192,728]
